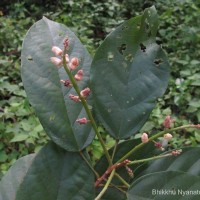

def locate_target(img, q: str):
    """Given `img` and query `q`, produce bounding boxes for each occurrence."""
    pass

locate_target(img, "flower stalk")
[62,45,112,166]
[116,124,199,164]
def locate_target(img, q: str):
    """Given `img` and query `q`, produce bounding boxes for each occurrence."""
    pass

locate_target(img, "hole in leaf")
[122,25,128,30]
[140,43,146,52]
[125,54,133,62]
[107,52,114,61]
[154,59,163,66]
[27,55,33,61]
[118,43,127,55]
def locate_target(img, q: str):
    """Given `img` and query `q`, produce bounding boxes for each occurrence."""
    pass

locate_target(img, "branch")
[116,124,200,163]
[95,169,116,200]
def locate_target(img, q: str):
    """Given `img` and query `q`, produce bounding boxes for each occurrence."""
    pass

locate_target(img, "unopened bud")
[63,37,69,48]
[141,133,149,143]
[125,166,134,178]
[52,46,63,56]
[76,117,90,124]
[65,54,69,63]
[60,80,72,87]
[74,70,84,81]
[171,149,182,156]
[164,133,173,141]
[69,57,79,70]
[69,94,80,102]
[154,141,165,151]
[154,142,162,148]
[80,87,90,98]
[163,115,174,129]
[51,57,62,66]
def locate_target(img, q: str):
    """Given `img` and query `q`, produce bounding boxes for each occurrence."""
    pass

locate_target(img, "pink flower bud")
[163,115,174,129]
[69,94,80,102]
[171,149,182,156]
[80,87,90,98]
[65,54,69,63]
[52,46,63,56]
[76,117,90,124]
[74,70,84,81]
[60,80,72,87]
[141,133,149,143]
[63,38,69,48]
[164,133,173,141]
[69,57,79,70]
[154,142,162,148]
[50,57,62,66]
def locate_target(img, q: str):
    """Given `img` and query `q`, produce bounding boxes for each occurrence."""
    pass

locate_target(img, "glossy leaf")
[90,6,170,139]
[21,17,94,151]
[16,142,95,200]
[0,154,35,200]
[128,171,200,200]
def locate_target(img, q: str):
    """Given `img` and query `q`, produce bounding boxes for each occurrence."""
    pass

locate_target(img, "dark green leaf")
[90,7,170,139]
[138,147,200,177]
[0,154,35,200]
[16,142,95,200]
[21,17,94,151]
[128,171,200,200]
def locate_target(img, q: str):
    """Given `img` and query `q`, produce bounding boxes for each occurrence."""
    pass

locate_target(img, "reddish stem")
[95,159,130,187]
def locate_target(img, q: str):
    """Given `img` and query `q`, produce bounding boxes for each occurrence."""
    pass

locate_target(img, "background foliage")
[0,0,199,177]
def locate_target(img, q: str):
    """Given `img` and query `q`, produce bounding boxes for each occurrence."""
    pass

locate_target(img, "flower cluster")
[51,46,79,70]
[50,38,91,125]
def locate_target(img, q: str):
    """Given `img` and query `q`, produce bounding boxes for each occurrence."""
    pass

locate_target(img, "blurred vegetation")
[0,0,199,176]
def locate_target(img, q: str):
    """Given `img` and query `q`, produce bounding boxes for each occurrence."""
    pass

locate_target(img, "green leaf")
[21,17,94,151]
[0,154,35,200]
[128,171,200,200]
[90,6,170,139]
[16,142,95,200]
[10,133,29,142]
[137,147,200,177]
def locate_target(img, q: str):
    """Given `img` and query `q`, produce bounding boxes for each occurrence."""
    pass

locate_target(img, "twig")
[95,159,130,187]
[111,140,119,162]
[79,151,99,178]
[114,172,130,188]
[116,124,199,163]
[95,169,116,200]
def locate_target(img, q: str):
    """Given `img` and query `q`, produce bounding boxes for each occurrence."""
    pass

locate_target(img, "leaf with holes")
[15,142,95,200]
[21,17,94,151]
[127,171,200,200]
[90,6,170,139]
